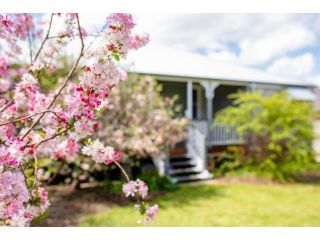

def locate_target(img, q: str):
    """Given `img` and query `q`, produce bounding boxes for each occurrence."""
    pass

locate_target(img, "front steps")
[168,155,213,183]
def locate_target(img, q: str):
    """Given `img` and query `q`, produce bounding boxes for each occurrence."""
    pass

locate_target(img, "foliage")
[214,91,316,180]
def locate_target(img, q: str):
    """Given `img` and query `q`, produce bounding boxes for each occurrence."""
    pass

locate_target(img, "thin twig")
[48,33,98,40]
[113,160,130,182]
[83,28,104,55]
[0,100,13,114]
[32,154,38,188]
[21,14,84,140]
[34,127,71,148]
[24,13,33,64]
[33,14,54,63]
[0,110,63,127]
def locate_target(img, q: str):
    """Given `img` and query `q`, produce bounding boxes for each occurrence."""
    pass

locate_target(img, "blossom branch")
[33,13,53,63]
[0,110,64,126]
[21,14,84,140]
[34,127,72,148]
[113,160,130,182]
[24,13,33,64]
[48,33,97,39]
[0,100,13,114]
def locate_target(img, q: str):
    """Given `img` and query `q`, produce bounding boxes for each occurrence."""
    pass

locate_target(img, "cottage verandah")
[158,77,245,146]
[154,76,251,182]
[155,76,316,182]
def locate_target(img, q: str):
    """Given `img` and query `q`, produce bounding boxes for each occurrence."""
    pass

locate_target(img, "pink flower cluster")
[0,57,10,78]
[82,139,120,165]
[145,204,159,223]
[28,187,50,217]
[0,137,30,167]
[13,14,43,41]
[40,14,80,70]
[0,171,50,227]
[128,33,150,50]
[53,138,80,161]
[0,171,30,226]
[0,14,15,40]
[104,13,136,57]
[65,14,142,141]
[134,203,159,224]
[123,179,159,223]
[0,14,43,57]
[122,179,149,199]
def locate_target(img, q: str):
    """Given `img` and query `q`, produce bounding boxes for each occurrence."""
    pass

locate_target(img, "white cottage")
[124,45,317,182]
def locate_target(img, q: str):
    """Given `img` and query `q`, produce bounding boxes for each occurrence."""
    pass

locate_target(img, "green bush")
[214,91,316,180]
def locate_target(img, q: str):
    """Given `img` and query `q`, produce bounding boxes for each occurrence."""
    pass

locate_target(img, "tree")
[97,75,188,161]
[215,91,315,180]
[0,13,157,226]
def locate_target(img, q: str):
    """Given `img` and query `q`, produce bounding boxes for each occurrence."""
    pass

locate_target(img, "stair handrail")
[188,123,206,169]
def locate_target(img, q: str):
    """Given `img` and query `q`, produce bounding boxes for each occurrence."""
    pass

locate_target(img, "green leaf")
[69,116,76,126]
[113,53,120,61]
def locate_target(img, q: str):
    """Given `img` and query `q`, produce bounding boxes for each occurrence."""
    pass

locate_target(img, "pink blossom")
[54,138,80,161]
[145,204,159,223]
[128,33,150,50]
[0,14,15,39]
[29,61,44,72]
[28,187,50,217]
[122,180,136,197]
[122,179,149,199]
[0,170,30,225]
[136,179,149,199]
[81,139,118,164]
[106,13,135,30]
[0,57,10,78]
[0,78,11,92]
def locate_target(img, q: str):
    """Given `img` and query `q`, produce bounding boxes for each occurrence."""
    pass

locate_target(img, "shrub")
[214,91,316,180]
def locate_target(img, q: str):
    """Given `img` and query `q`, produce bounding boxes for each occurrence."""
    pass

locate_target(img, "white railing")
[188,124,206,169]
[193,120,243,146]
[208,122,243,145]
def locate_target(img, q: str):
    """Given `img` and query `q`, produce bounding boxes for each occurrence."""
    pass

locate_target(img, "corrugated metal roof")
[124,45,314,87]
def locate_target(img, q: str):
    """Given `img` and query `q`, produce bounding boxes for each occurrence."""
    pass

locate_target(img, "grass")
[79,182,320,226]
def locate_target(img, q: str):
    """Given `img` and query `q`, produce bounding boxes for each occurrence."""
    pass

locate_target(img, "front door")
[192,85,203,120]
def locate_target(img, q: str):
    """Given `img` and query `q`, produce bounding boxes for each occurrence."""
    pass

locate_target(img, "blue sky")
[36,13,320,85]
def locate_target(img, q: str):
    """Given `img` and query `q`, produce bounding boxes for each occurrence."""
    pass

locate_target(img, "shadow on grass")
[153,184,225,210]
[32,183,225,226]
[292,171,320,185]
[32,186,134,226]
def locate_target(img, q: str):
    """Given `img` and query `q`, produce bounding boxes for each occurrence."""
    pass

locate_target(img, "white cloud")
[239,25,316,65]
[131,14,320,67]
[267,53,315,79]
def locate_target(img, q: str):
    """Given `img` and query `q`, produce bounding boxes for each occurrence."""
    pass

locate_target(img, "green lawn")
[79,182,320,226]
